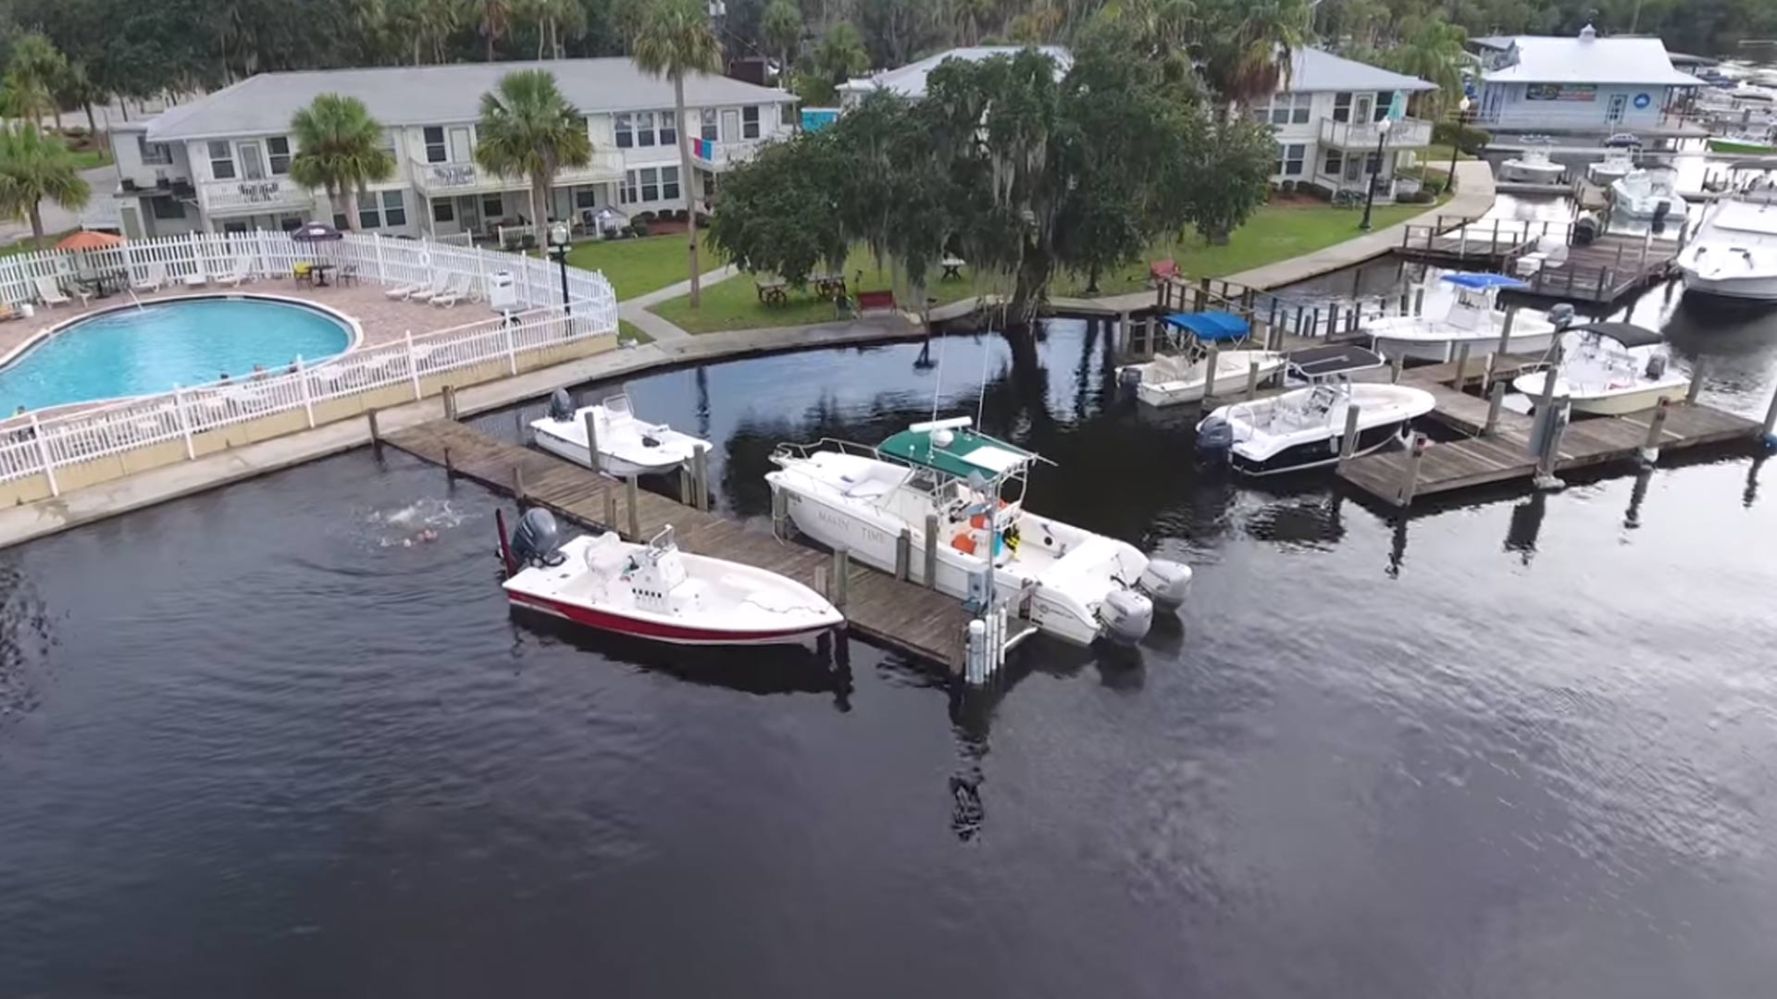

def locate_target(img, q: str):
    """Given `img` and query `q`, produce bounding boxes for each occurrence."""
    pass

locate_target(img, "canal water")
[2,308,1776,996]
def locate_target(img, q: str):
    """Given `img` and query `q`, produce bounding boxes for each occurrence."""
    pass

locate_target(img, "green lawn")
[69,147,113,170]
[617,319,652,345]
[564,231,721,301]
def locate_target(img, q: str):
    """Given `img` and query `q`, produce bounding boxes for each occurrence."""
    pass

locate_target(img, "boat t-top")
[1512,323,1690,416]
[1586,146,1637,185]
[1195,346,1435,475]
[1363,273,1572,362]
[1116,310,1287,407]
[531,389,710,477]
[765,418,1192,646]
[1610,167,1685,222]
[1676,177,1777,302]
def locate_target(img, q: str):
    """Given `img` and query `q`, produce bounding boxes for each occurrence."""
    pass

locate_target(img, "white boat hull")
[1368,325,1560,362]
[1677,256,1777,302]
[532,427,689,477]
[530,398,709,478]
[1512,371,1691,415]
[1503,163,1564,183]
[1199,383,1437,476]
[1120,349,1288,407]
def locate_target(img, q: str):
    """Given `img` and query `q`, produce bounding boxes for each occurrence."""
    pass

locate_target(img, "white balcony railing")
[1318,117,1433,150]
[199,177,315,214]
[691,137,768,170]
[412,150,625,194]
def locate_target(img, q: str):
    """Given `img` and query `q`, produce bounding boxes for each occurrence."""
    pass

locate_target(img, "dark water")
[3,311,1777,997]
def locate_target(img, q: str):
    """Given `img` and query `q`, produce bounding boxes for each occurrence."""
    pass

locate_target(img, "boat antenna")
[975,323,992,429]
[930,329,948,425]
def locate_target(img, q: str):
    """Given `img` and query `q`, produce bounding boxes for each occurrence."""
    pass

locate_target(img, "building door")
[238,141,266,180]
[720,109,740,142]
[456,195,481,234]
[1354,94,1374,123]
[448,127,473,163]
[1607,93,1628,123]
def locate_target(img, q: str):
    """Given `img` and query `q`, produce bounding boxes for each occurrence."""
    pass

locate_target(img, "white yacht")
[1676,193,1777,302]
[1501,145,1564,183]
[765,418,1192,646]
[1195,347,1435,475]
[531,390,710,477]
[1610,168,1686,221]
[1117,310,1286,407]
[1586,147,1636,185]
[1512,324,1690,416]
[1363,273,1570,362]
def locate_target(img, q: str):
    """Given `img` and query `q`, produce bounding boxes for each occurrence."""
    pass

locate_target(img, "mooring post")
[1639,398,1670,466]
[1309,307,1320,339]
[895,528,911,581]
[1294,306,1306,339]
[625,475,640,539]
[604,490,618,532]
[1245,358,1260,401]
[1413,288,1425,316]
[1484,381,1506,435]
[831,548,850,609]
[442,384,457,421]
[1389,353,1405,384]
[1396,433,1428,507]
[366,407,381,457]
[923,512,939,589]
[692,446,710,512]
[1762,384,1777,447]
[582,409,600,472]
[814,564,828,600]
[1687,360,1706,404]
[1399,290,1410,315]
[1451,342,1472,390]
[1489,307,1518,387]
[512,465,526,507]
[679,465,693,505]
[1337,404,1362,467]
[1203,344,1220,400]
[443,446,453,478]
[771,487,787,539]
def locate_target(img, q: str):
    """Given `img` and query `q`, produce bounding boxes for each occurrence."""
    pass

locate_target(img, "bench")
[1148,259,1180,285]
[855,289,896,312]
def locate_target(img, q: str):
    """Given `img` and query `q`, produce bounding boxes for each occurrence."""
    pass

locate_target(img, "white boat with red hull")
[499,510,842,647]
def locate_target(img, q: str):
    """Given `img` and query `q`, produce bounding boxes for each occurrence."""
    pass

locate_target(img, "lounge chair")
[131,262,167,294]
[430,274,472,307]
[405,273,452,303]
[219,256,254,288]
[34,276,72,308]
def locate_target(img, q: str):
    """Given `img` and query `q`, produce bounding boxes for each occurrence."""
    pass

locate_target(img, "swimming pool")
[0,297,355,414]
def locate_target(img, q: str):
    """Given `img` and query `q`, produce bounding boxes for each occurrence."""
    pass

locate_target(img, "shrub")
[1432,120,1492,156]
[631,218,650,237]
[1399,189,1438,204]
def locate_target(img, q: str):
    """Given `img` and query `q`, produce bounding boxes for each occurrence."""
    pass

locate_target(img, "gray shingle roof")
[1482,31,1703,86]
[146,59,794,142]
[839,46,1072,99]
[1284,48,1437,94]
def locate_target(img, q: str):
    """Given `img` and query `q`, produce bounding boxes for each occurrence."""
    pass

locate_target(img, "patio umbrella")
[56,229,125,285]
[290,221,344,243]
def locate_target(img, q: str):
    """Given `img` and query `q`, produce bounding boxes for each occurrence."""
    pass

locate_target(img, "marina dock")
[381,418,988,670]
[1395,217,1680,307]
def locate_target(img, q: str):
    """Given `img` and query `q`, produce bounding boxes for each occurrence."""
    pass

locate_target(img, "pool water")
[0,298,352,413]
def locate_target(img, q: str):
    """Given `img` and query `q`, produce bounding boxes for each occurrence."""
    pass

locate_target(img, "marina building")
[1254,48,1437,201]
[107,59,797,241]
[1473,26,1703,136]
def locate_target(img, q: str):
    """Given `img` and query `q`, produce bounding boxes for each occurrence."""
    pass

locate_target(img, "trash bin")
[487,270,518,312]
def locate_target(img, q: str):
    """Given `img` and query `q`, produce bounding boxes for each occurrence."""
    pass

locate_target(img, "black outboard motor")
[1572,212,1601,246]
[1645,353,1667,380]
[511,508,566,567]
[1548,303,1577,330]
[1195,416,1234,464]
[547,388,574,422]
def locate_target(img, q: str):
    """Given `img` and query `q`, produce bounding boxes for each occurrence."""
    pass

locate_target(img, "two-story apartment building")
[835,45,1072,108]
[1254,48,1437,200]
[1475,26,1702,136]
[108,59,798,240]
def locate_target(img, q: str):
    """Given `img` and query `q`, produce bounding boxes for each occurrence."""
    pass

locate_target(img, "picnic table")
[811,272,847,299]
[755,277,789,305]
[78,270,126,299]
[940,256,966,280]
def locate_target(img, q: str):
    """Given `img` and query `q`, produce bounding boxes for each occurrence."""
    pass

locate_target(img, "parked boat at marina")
[1676,193,1777,302]
[765,418,1190,646]
[500,511,843,646]
[1512,323,1690,416]
[1586,147,1637,185]
[1610,168,1685,221]
[1363,273,1571,362]
[1195,347,1434,476]
[1501,144,1564,184]
[531,390,710,477]
[1116,311,1286,407]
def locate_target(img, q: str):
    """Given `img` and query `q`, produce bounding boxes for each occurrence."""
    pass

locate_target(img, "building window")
[615,112,634,148]
[1366,151,1382,174]
[424,126,447,163]
[382,190,407,227]
[208,140,235,180]
[359,200,380,229]
[781,103,795,126]
[266,136,291,175]
[636,111,656,147]
[1275,143,1305,176]
[742,105,760,139]
[1333,92,1352,123]
[1323,149,1343,176]
[150,196,185,220]
[482,194,503,219]
[433,198,455,222]
[137,136,172,166]
[700,108,718,142]
[333,212,349,230]
[620,171,637,204]
[661,165,680,201]
[574,187,598,209]
[659,110,677,147]
[1266,93,1309,126]
[640,167,660,201]
[1372,92,1390,122]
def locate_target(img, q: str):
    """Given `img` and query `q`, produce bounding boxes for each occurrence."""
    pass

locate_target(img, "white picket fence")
[0,230,621,492]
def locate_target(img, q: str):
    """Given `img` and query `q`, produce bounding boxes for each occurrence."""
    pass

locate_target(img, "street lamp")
[548,221,572,316]
[1359,117,1394,232]
[1445,97,1472,195]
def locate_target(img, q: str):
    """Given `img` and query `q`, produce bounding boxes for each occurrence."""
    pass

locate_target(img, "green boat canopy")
[877,421,1039,480]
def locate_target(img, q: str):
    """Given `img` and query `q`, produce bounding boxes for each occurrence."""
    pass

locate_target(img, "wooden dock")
[381,419,982,670]
[1337,365,1765,505]
[1395,216,1680,307]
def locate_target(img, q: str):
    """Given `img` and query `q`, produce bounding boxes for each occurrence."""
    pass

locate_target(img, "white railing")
[410,150,625,193]
[1318,117,1434,149]
[0,229,620,492]
[199,176,315,213]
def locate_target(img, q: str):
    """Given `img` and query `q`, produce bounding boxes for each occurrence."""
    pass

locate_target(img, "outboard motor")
[1118,365,1144,389]
[1645,353,1667,379]
[1572,212,1601,246]
[1137,559,1194,608]
[547,388,575,422]
[1195,416,1234,464]
[510,508,566,567]
[1099,588,1154,644]
[1548,303,1577,331]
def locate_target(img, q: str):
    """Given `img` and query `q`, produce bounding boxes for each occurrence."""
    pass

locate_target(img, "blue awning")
[1160,311,1250,341]
[1440,272,1530,291]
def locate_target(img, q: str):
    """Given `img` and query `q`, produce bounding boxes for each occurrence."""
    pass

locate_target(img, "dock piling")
[443,446,453,478]
[1413,288,1425,316]
[923,513,939,589]
[692,446,710,512]
[1639,399,1670,466]
[367,408,381,457]
[1451,343,1471,390]
[604,491,618,532]
[513,466,526,506]
[771,487,787,539]
[582,409,599,471]
[1687,361,1706,404]
[1763,385,1777,446]
[625,475,640,539]
[1203,344,1220,400]
[1389,353,1405,384]
[895,528,911,581]
[1484,382,1506,435]
[832,549,850,609]
[1244,359,1260,401]
[442,385,457,421]
[1395,434,1428,506]
[1337,405,1362,467]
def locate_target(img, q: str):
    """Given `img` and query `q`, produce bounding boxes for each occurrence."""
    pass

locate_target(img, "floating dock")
[381,418,989,670]
[1337,361,1768,505]
[1395,218,1679,307]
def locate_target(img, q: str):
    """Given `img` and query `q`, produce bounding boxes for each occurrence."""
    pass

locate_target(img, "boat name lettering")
[431,164,477,186]
[235,181,283,203]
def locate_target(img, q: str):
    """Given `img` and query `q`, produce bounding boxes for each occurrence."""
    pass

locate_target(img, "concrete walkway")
[617,263,740,341]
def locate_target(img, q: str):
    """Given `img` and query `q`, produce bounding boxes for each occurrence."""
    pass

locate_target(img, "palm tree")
[1387,15,1468,117]
[811,23,869,90]
[1200,0,1309,111]
[761,0,802,82]
[474,69,592,247]
[474,0,512,60]
[518,0,587,59]
[288,94,397,230]
[631,0,722,307]
[6,34,69,131]
[0,124,92,243]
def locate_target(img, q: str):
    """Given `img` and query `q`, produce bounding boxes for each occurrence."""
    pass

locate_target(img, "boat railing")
[770,437,884,464]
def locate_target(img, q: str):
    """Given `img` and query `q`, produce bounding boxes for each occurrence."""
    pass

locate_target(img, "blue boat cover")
[1160,311,1250,341]
[1441,272,1530,291]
